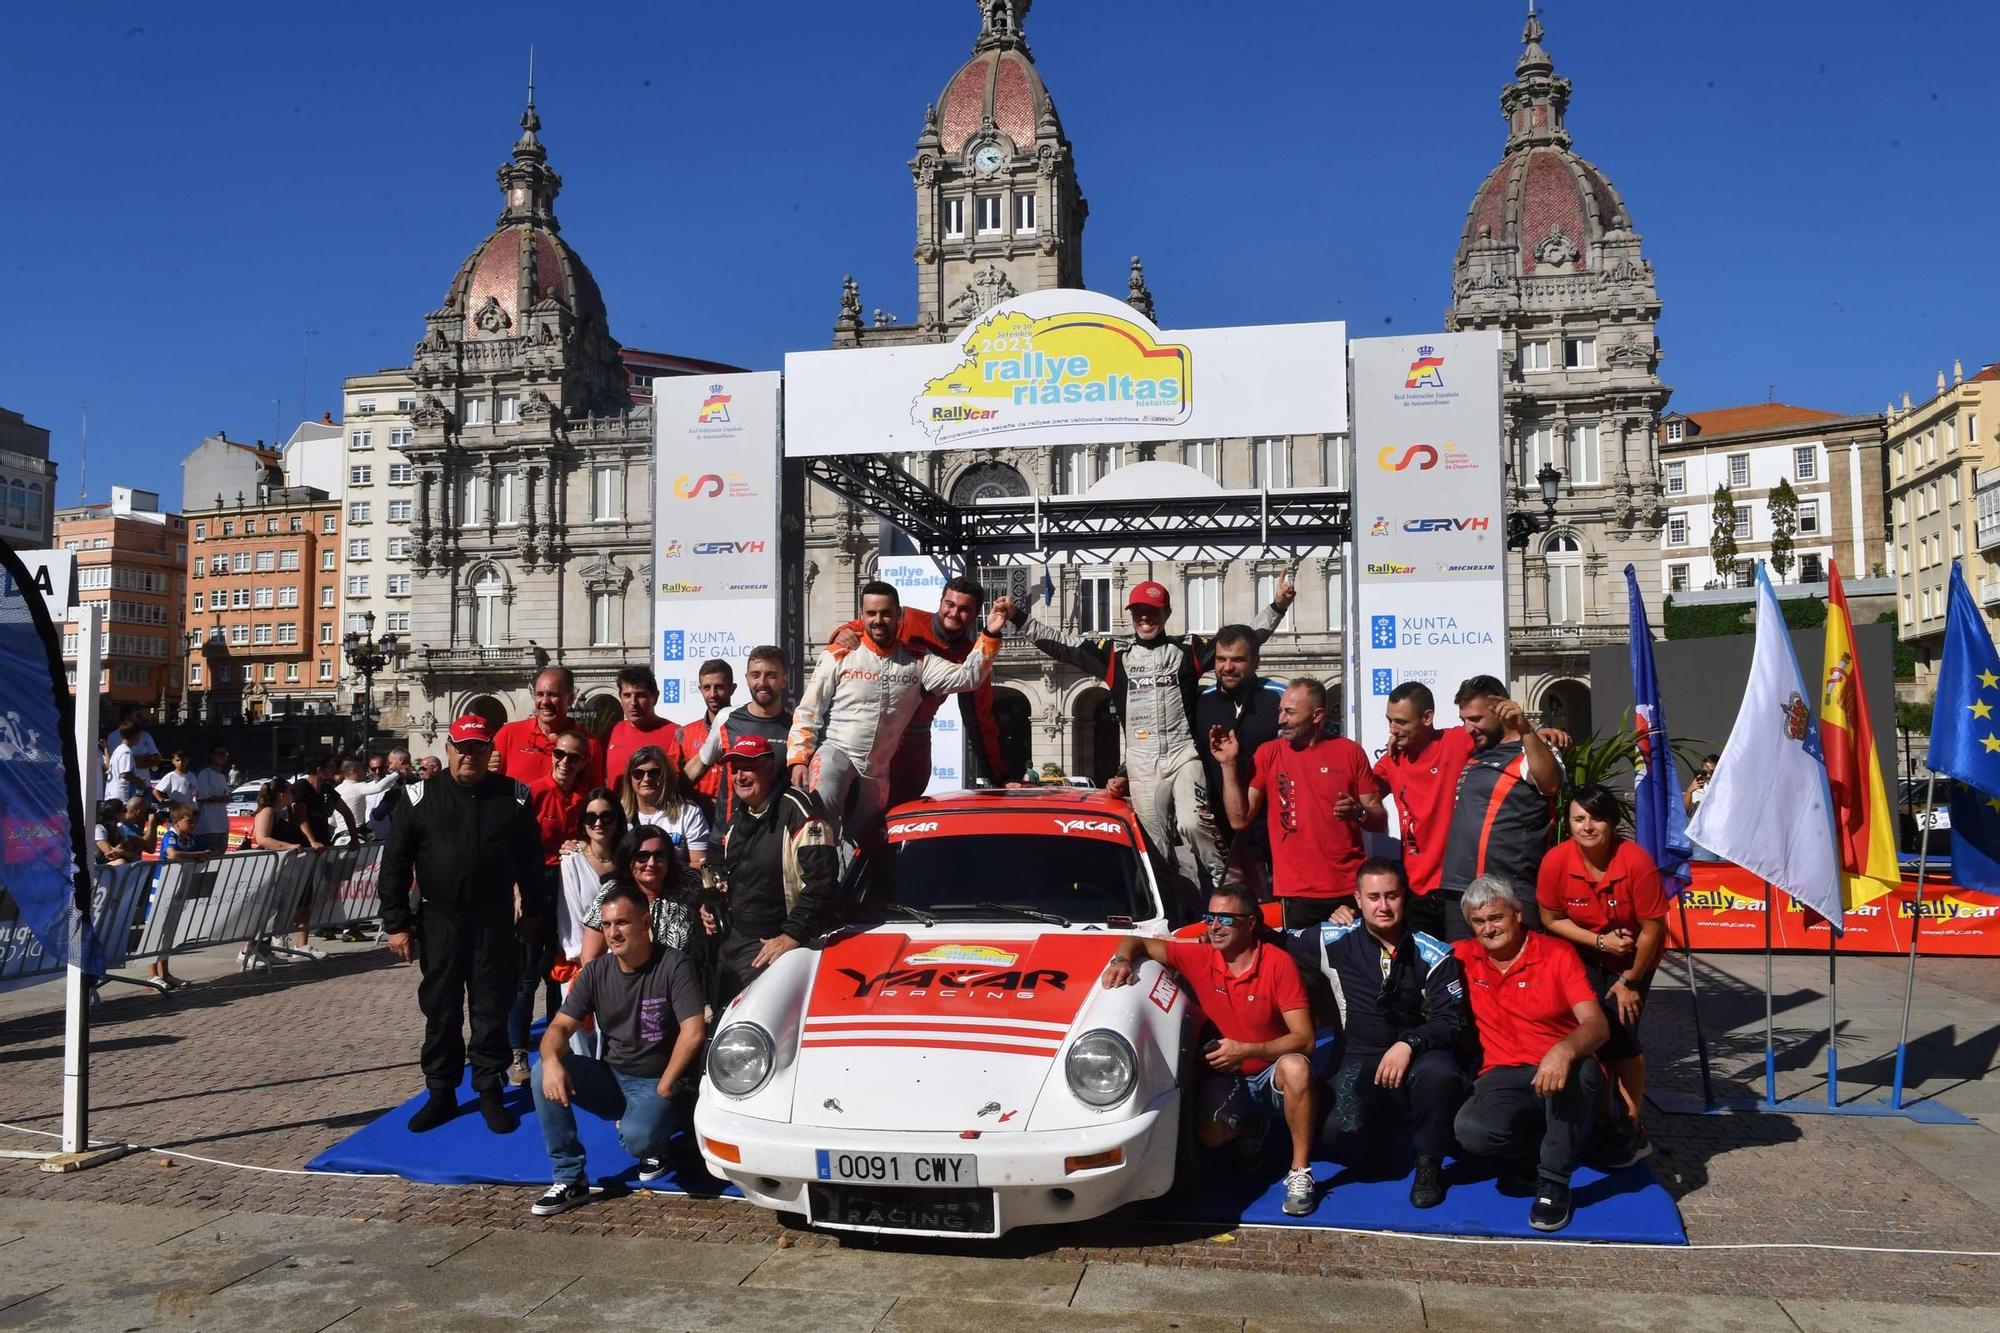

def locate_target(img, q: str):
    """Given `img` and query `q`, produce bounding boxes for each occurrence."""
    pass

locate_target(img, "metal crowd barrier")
[0,844,388,995]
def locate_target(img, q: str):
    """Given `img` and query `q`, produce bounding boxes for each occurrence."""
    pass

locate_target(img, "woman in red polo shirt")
[1535,784,1667,1166]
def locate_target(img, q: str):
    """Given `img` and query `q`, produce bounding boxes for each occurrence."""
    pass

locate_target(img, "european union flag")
[1927,563,2000,795]
[1946,782,2000,892]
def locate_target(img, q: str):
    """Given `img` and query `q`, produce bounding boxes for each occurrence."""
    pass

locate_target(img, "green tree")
[1767,476,1799,583]
[1710,482,1740,586]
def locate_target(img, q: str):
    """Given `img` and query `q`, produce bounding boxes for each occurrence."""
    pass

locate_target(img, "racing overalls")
[827,607,1010,804]
[1013,602,1283,909]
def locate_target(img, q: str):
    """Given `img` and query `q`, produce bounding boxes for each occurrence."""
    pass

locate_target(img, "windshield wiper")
[880,902,938,927]
[933,901,1073,928]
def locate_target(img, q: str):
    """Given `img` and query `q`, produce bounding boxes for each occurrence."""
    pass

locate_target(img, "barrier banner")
[1666,860,2000,957]
[876,556,962,795]
[651,372,783,710]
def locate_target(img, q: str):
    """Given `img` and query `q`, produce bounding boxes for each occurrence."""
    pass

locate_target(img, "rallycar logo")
[1054,818,1124,835]
[904,944,1020,968]
[886,820,940,836]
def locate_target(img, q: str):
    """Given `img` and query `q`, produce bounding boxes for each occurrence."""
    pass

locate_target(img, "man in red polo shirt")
[1451,875,1608,1233]
[1103,884,1322,1217]
[606,666,679,796]
[494,667,606,790]
[509,733,593,1084]
[1212,677,1385,930]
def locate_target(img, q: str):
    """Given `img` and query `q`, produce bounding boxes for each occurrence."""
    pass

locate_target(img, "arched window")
[472,567,505,646]
[1543,533,1583,624]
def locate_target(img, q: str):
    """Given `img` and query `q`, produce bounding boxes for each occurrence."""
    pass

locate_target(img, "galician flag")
[1687,563,1844,928]
[1818,561,1900,911]
[1625,564,1692,893]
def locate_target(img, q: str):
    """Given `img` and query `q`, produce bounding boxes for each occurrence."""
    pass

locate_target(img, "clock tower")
[840,0,1085,344]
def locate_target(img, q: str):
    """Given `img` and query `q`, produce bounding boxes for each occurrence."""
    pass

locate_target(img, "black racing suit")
[716,787,842,1005]
[1300,918,1471,1162]
[379,775,545,1095]
[1193,674,1286,897]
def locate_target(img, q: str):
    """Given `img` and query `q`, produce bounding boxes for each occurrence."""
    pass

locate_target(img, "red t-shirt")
[1250,734,1380,900]
[607,716,680,793]
[1536,837,1669,973]
[525,777,586,866]
[1164,937,1310,1076]
[492,717,606,791]
[679,716,723,802]
[1372,727,1476,895]
[1453,930,1597,1075]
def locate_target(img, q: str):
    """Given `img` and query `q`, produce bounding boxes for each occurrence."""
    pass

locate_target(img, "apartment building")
[1893,361,1999,684]
[53,487,187,710]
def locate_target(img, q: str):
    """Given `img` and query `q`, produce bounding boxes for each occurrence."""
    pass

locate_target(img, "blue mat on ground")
[308,1065,1686,1244]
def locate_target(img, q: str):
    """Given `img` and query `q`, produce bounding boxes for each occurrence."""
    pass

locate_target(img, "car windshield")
[849,831,1153,925]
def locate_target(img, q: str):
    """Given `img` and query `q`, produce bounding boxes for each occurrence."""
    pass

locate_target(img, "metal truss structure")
[802,456,1352,566]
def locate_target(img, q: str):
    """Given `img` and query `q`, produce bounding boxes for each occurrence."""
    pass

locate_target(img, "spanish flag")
[1820,561,1900,909]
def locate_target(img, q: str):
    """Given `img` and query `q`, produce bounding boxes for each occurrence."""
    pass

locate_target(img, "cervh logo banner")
[1349,332,1508,761]
[783,288,1345,457]
[652,372,782,713]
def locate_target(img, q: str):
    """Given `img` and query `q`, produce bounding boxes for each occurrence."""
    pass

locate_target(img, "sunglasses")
[1201,911,1252,927]
[630,848,671,864]
[553,751,588,764]
[632,767,663,781]
[581,810,619,826]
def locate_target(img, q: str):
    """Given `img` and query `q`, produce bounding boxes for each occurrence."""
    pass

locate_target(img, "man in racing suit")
[1295,857,1470,1210]
[1013,573,1293,909]
[713,735,843,1005]
[825,574,1009,804]
[788,582,1011,845]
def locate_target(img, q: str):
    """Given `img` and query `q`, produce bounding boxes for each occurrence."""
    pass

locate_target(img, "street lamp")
[342,611,408,755]
[1536,462,1562,518]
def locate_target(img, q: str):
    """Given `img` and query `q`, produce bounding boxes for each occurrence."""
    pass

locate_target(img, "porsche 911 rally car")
[694,789,1194,1238]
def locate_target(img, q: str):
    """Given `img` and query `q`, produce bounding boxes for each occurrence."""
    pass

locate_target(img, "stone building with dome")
[1445,8,1673,736]
[349,92,738,744]
[804,0,1349,784]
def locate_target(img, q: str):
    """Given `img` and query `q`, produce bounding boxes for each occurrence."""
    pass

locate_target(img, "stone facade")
[804,0,1346,783]
[1890,361,2000,685]
[1445,9,1673,737]
[0,407,56,549]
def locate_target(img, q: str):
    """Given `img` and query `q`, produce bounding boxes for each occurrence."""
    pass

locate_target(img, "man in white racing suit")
[1013,573,1294,909]
[788,581,1011,845]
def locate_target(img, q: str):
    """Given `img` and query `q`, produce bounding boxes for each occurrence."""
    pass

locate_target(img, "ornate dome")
[934,0,1055,152]
[438,95,609,339]
[1453,9,1641,282]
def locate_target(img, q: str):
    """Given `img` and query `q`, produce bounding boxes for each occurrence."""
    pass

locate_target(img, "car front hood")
[788,931,1123,1133]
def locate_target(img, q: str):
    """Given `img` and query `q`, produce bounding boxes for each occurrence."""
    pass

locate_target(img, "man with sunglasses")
[1212,677,1385,931]
[1102,884,1322,1217]
[511,736,594,1083]
[380,715,546,1135]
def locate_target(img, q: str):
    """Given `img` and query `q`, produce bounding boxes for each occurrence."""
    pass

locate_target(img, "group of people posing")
[370,573,1670,1231]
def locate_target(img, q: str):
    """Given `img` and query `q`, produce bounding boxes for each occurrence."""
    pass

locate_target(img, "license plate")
[807,1183,996,1236]
[814,1149,979,1187]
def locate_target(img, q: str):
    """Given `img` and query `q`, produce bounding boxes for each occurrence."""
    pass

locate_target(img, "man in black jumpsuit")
[1296,857,1471,1209]
[381,715,545,1133]
[711,735,840,1006]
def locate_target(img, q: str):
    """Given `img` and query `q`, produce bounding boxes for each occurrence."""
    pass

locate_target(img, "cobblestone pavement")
[0,940,1995,1310]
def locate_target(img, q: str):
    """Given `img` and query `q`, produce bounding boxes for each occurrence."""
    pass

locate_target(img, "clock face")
[973,143,1003,175]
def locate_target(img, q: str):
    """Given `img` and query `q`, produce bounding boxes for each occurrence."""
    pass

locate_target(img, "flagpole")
[1825,918,1839,1108]
[1892,772,1938,1109]
[1762,878,1777,1107]
[1676,895,1715,1109]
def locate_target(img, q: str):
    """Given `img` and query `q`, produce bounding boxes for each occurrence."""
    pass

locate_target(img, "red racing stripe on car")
[800,1036,1061,1057]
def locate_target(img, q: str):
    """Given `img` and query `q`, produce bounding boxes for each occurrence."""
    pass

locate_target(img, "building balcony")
[1979,578,2000,608]
[419,645,550,678]
[1511,623,1632,653]
[1977,515,2000,555]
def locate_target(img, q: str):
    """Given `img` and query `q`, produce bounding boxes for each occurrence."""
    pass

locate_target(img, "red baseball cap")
[448,715,496,746]
[1127,580,1171,611]
[722,734,777,764]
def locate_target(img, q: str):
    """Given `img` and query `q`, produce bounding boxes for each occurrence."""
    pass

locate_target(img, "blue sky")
[5,1,1995,509]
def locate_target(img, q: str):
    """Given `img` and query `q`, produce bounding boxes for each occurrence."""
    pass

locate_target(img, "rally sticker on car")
[904,944,1020,968]
[1149,971,1180,1013]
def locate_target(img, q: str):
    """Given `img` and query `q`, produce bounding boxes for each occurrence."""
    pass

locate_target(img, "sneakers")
[1602,1126,1654,1170]
[406,1091,458,1134]
[478,1089,516,1134]
[1281,1166,1317,1217]
[637,1156,669,1184]
[1496,1160,1539,1197]
[531,1180,593,1217]
[1409,1155,1445,1210]
[236,945,271,971]
[297,944,328,961]
[507,1051,532,1086]
[1529,1180,1574,1232]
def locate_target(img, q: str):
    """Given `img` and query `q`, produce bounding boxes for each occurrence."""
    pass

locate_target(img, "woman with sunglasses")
[621,745,710,871]
[1534,783,1667,1169]
[578,826,705,988]
[554,788,625,1056]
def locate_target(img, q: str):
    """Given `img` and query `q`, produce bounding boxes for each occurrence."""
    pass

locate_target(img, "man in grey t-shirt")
[529,884,705,1216]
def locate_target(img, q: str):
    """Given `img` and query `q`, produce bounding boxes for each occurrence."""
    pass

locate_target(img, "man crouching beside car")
[1101,883,1322,1216]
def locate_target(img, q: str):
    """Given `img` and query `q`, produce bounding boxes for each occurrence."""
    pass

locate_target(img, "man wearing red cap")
[712,734,840,1004]
[380,714,547,1135]
[1012,573,1295,907]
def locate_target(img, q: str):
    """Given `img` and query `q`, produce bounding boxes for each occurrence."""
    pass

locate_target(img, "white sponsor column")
[1349,334,1510,767]
[651,373,783,714]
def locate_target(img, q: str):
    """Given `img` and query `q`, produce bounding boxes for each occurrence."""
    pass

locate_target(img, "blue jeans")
[531,1054,680,1184]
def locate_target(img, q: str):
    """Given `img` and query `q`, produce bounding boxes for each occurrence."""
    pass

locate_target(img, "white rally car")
[694,789,1194,1238]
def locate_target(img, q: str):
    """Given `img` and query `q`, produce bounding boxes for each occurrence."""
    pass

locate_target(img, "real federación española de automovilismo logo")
[912,307,1192,445]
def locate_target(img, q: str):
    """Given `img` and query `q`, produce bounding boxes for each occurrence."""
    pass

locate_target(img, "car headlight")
[1065,1029,1136,1108]
[708,1023,775,1097]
